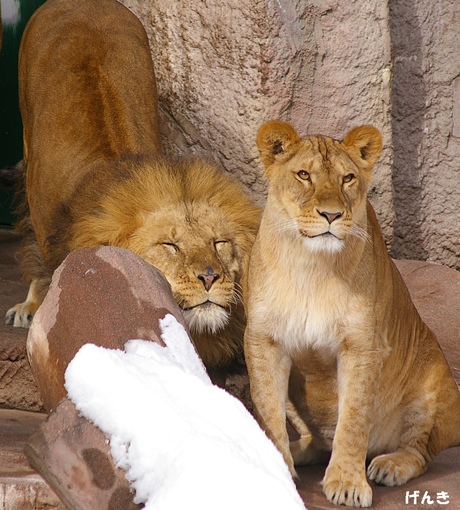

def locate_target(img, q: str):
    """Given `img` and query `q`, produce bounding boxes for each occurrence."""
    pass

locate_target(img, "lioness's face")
[257,122,382,254]
[267,138,370,253]
[129,202,243,334]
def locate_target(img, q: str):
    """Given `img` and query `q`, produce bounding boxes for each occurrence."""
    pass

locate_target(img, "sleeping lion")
[5,0,260,384]
[244,121,460,507]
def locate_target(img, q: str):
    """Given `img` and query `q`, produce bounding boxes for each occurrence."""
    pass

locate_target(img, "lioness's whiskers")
[350,225,371,243]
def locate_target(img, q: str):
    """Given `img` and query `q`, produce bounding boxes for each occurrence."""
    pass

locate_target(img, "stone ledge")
[0,230,43,412]
[0,408,63,510]
[0,475,65,510]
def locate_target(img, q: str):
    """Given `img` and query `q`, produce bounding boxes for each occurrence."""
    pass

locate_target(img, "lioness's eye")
[343,174,355,183]
[297,170,311,181]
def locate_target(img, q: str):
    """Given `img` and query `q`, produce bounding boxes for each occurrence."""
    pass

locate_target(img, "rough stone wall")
[119,0,395,243]
[297,0,394,242]
[390,0,460,268]
[119,0,460,268]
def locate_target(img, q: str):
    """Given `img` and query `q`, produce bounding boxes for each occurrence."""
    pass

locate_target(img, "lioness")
[244,121,460,507]
[5,0,260,382]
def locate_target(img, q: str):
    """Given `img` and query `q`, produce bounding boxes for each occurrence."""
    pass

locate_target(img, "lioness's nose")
[317,210,343,224]
[198,267,220,291]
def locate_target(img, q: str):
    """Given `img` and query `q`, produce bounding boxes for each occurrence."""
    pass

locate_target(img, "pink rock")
[25,398,141,510]
[27,246,189,412]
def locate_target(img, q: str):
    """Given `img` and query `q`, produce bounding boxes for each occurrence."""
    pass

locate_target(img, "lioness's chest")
[258,267,352,353]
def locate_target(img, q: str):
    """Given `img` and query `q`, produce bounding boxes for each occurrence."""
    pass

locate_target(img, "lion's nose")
[198,267,220,291]
[317,210,343,224]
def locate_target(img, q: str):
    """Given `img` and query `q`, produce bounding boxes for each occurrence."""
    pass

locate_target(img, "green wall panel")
[0,0,46,226]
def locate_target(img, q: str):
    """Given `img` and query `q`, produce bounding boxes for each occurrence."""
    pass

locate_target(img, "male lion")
[5,0,260,382]
[244,121,460,507]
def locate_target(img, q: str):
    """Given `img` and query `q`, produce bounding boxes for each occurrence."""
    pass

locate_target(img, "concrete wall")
[120,0,460,269]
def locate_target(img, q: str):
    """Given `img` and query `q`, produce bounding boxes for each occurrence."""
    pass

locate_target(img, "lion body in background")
[6,0,260,383]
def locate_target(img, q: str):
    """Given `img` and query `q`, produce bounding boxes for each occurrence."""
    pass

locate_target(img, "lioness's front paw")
[5,302,36,328]
[367,450,427,487]
[322,463,372,508]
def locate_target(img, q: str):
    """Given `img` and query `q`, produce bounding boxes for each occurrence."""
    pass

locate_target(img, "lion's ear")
[342,126,382,169]
[257,121,301,167]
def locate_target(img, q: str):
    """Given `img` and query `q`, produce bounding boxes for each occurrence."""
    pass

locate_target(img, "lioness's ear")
[342,126,382,169]
[257,121,301,167]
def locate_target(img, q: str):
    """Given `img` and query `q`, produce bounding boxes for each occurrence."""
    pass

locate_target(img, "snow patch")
[65,314,305,510]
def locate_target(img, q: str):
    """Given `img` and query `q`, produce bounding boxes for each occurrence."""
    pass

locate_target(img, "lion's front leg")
[322,345,380,508]
[244,328,295,476]
[5,222,52,328]
[6,276,51,327]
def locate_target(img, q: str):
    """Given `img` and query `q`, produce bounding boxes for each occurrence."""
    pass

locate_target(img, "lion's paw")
[5,301,36,328]
[322,463,372,508]
[367,451,426,487]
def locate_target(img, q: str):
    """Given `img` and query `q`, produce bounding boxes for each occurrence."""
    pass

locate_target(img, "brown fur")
[244,121,460,507]
[6,0,260,377]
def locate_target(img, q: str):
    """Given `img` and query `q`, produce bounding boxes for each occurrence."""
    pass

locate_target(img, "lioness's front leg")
[322,345,379,508]
[244,329,295,476]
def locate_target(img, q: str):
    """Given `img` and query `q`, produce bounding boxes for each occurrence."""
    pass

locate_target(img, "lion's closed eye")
[162,242,180,254]
[214,239,229,250]
[161,242,180,255]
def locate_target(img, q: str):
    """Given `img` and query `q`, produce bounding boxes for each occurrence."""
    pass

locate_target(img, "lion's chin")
[182,302,230,335]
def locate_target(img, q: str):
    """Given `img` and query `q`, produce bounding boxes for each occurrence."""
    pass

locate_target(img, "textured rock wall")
[390,0,460,268]
[119,0,395,243]
[119,0,460,267]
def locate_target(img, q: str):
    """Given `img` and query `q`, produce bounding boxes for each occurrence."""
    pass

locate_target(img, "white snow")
[64,314,306,510]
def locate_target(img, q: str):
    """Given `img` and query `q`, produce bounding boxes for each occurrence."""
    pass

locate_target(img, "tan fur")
[6,0,260,377]
[244,121,460,507]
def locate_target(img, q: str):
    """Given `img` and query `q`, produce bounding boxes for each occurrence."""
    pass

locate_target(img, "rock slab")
[24,245,193,509]
[120,0,460,270]
[27,245,189,412]
[0,408,64,510]
[394,259,460,385]
[25,398,141,510]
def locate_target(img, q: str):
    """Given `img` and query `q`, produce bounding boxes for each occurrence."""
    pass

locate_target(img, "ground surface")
[0,229,459,509]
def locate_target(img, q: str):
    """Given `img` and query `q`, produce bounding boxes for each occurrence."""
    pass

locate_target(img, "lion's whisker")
[273,218,298,236]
